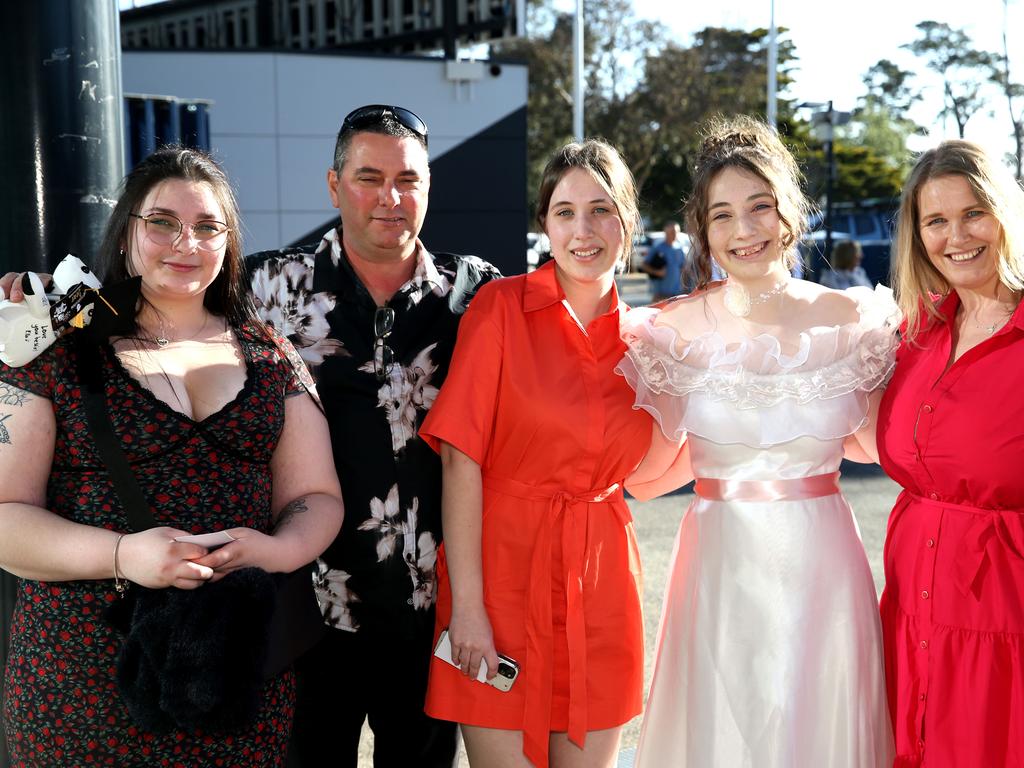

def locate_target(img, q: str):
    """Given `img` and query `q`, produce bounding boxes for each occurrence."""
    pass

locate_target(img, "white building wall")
[121,50,528,252]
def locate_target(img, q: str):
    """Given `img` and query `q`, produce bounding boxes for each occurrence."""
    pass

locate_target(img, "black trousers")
[288,622,457,768]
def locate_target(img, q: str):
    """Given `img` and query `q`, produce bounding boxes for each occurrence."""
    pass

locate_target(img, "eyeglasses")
[130,212,231,251]
[341,105,429,147]
[373,306,396,381]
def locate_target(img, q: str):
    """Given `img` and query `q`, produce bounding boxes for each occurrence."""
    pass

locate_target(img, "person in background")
[820,239,873,289]
[0,146,344,767]
[877,139,1024,768]
[638,220,687,300]
[420,139,649,768]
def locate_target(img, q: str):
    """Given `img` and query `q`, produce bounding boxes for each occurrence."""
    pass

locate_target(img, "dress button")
[929,492,939,500]
[920,693,926,701]
[921,590,930,599]
[920,640,929,649]
[918,739,925,749]
[926,538,935,548]
[923,404,933,413]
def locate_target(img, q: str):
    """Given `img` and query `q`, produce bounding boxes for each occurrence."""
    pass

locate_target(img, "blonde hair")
[893,139,1024,340]
[684,115,812,288]
[536,139,642,266]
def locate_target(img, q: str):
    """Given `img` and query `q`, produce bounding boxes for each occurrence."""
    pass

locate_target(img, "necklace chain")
[723,278,790,318]
[152,313,210,348]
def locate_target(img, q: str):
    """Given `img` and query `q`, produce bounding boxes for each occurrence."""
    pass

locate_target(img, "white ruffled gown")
[618,286,897,768]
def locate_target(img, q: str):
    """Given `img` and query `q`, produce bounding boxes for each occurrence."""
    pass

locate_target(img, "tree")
[843,59,923,179]
[903,21,997,138]
[990,0,1024,179]
[861,59,920,119]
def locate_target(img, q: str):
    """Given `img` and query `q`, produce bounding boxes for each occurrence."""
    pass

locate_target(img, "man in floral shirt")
[247,106,500,767]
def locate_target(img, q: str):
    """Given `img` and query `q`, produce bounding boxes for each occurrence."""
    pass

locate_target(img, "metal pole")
[824,100,835,265]
[0,3,123,764]
[766,0,777,128]
[0,0,124,275]
[573,0,584,141]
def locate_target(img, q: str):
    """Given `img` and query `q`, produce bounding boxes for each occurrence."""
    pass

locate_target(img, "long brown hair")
[684,116,812,289]
[99,145,259,332]
[536,139,642,267]
[892,139,1024,340]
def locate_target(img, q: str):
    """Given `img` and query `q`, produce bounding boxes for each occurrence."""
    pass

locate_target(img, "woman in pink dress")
[877,139,1024,767]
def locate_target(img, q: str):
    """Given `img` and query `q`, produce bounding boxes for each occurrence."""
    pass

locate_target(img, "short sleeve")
[0,337,62,399]
[244,322,310,399]
[419,280,506,464]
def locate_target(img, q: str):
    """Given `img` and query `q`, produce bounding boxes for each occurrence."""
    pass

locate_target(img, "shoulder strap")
[74,334,158,532]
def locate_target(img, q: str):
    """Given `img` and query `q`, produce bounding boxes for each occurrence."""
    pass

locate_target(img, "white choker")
[723,279,789,318]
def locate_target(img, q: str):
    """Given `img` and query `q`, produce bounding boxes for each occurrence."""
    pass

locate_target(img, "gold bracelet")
[113,534,129,596]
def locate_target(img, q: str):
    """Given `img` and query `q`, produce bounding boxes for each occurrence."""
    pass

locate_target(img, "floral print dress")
[0,324,304,768]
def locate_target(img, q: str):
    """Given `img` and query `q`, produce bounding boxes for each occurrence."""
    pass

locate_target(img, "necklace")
[965,304,1015,335]
[723,278,789,318]
[152,313,210,347]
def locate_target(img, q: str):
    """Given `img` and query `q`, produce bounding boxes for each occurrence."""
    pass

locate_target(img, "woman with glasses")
[0,146,343,766]
[419,140,649,768]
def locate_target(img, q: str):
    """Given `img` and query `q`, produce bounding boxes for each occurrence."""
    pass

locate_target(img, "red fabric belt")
[907,492,1024,596]
[482,475,627,768]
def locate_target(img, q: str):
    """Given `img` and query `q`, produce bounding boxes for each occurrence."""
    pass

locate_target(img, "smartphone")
[174,531,236,549]
[433,629,520,692]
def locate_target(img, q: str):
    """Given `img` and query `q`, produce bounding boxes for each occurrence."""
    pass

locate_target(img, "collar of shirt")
[521,259,627,322]
[310,226,450,305]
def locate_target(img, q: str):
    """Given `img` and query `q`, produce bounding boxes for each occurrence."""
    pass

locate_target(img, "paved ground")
[356,461,901,766]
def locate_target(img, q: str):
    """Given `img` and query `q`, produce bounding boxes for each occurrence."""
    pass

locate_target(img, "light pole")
[797,101,851,275]
[573,0,584,141]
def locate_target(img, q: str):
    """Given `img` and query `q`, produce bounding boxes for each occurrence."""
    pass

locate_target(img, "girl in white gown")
[619,117,896,767]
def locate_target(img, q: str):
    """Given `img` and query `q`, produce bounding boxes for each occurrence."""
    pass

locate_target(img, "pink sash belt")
[695,471,841,502]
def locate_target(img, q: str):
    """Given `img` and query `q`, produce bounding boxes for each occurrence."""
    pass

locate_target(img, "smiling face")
[127,178,227,304]
[705,166,788,282]
[328,132,430,264]
[543,168,625,290]
[917,174,1004,296]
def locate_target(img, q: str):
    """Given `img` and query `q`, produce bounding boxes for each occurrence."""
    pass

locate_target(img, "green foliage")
[493,0,910,230]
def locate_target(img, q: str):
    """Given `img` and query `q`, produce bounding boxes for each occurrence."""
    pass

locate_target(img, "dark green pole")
[0,2,122,764]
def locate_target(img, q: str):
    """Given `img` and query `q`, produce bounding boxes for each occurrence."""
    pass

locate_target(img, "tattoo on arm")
[0,384,29,408]
[274,497,310,532]
[0,413,11,445]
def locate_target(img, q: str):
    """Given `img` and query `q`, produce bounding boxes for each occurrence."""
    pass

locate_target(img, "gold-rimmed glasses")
[130,212,231,251]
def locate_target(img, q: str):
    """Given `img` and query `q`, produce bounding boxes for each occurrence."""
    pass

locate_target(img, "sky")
[619,0,1023,159]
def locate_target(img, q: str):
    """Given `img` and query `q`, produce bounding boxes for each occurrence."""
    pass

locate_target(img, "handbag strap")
[74,334,158,533]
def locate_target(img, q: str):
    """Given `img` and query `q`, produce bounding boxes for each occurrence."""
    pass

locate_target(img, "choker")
[723,279,789,318]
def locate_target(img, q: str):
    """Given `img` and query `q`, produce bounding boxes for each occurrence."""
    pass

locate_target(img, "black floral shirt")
[247,228,500,638]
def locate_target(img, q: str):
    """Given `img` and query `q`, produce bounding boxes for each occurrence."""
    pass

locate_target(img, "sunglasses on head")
[341,105,429,147]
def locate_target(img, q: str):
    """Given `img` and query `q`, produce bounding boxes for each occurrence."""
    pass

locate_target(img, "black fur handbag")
[75,333,325,732]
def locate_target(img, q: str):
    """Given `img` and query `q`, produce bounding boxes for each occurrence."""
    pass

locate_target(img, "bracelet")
[113,534,129,596]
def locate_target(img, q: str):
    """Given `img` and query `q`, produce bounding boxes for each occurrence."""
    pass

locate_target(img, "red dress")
[877,293,1024,768]
[420,263,649,768]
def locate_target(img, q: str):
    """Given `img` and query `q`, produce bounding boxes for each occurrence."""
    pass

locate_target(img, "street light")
[796,101,851,273]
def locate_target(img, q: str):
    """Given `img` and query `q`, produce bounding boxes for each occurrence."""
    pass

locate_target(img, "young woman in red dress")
[877,140,1024,768]
[419,141,650,768]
